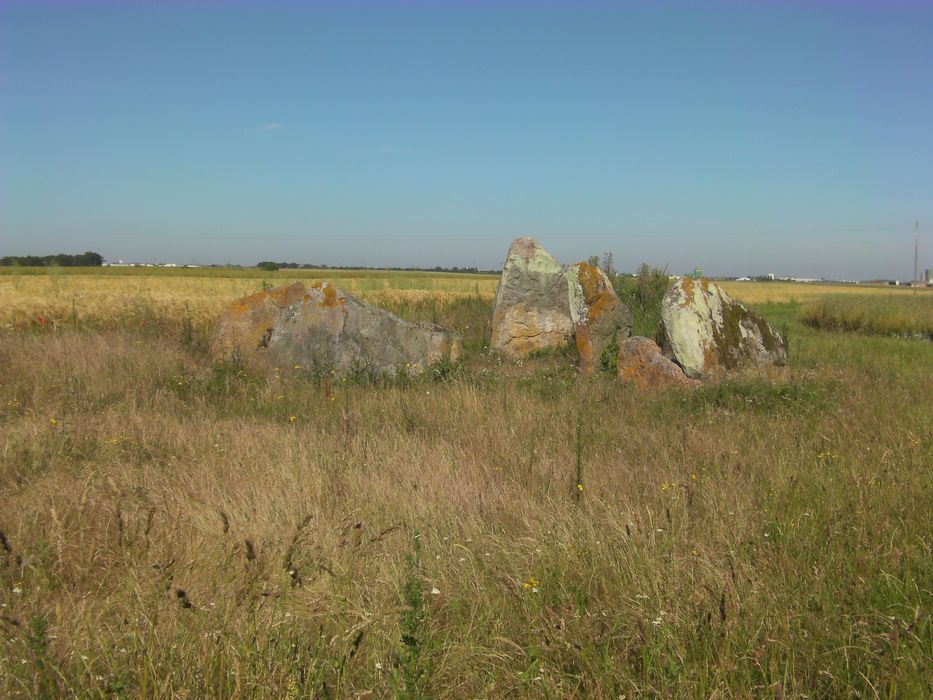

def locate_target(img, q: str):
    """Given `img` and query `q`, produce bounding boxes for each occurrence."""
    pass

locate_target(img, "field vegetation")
[1,268,930,697]
[0,268,499,337]
[716,280,921,305]
[801,295,933,339]
[612,264,672,337]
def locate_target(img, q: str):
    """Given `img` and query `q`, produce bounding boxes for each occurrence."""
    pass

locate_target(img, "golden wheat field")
[0,267,917,334]
[717,280,921,303]
[1,267,931,698]
[0,268,500,333]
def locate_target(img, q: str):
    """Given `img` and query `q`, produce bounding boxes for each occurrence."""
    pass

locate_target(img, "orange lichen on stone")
[679,277,695,307]
[212,281,462,377]
[492,302,571,358]
[568,262,630,374]
[301,282,347,310]
[575,263,613,323]
[661,277,786,379]
[319,283,341,308]
[575,327,595,372]
[617,336,695,390]
[210,282,306,366]
[228,282,305,317]
[574,263,601,301]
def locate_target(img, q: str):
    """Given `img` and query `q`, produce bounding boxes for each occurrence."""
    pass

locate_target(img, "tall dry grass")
[801,295,933,338]
[1,286,931,697]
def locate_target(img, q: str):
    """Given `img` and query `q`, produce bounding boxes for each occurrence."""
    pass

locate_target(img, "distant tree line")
[1,251,103,267]
[257,261,498,274]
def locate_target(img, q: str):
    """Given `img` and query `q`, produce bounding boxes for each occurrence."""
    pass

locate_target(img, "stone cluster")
[490,237,786,387]
[210,237,786,389]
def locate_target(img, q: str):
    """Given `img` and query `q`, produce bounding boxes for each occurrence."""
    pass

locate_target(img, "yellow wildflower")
[522,576,540,591]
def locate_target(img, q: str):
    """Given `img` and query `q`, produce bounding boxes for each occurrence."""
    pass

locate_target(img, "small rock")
[617,336,696,389]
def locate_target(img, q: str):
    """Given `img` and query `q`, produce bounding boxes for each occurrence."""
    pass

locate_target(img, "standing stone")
[659,278,786,378]
[490,237,574,358]
[211,282,461,376]
[616,336,695,389]
[565,262,633,374]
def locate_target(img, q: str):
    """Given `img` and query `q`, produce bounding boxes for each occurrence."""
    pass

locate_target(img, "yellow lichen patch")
[569,262,624,374]
[319,283,343,308]
[211,283,308,365]
[574,263,613,323]
[575,327,595,372]
[574,264,602,304]
[228,291,267,317]
[301,282,347,310]
[228,282,305,317]
[494,303,571,358]
[679,277,695,307]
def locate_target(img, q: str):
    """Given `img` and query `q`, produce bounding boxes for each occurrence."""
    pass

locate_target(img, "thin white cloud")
[257,123,284,131]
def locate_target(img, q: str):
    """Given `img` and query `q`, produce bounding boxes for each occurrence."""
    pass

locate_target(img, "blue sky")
[1,1,931,278]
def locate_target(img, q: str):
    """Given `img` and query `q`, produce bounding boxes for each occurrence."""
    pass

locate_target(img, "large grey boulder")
[210,282,307,369]
[211,282,461,376]
[566,262,632,374]
[490,237,574,358]
[659,278,786,378]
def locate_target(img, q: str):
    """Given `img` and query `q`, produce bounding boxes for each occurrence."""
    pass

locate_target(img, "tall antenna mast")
[915,220,920,296]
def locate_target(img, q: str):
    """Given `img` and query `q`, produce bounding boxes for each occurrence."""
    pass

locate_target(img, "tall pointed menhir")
[490,237,575,358]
